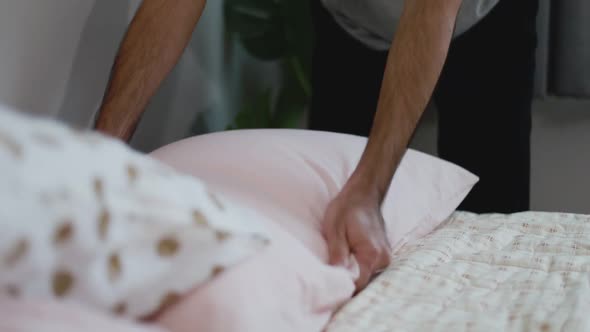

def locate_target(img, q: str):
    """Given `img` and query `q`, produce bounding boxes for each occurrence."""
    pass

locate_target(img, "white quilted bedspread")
[326,212,590,332]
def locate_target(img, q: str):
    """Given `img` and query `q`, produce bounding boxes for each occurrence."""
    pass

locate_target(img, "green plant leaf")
[271,59,308,128]
[224,0,286,60]
[281,0,313,75]
[226,89,274,130]
[272,104,304,128]
[222,0,313,130]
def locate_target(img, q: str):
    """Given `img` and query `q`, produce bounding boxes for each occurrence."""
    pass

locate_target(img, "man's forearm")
[94,0,206,140]
[347,0,462,202]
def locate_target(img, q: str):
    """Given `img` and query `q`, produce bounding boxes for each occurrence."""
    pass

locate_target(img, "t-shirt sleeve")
[321,0,500,51]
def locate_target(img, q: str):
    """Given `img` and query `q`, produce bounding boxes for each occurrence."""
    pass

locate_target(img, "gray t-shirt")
[321,0,500,50]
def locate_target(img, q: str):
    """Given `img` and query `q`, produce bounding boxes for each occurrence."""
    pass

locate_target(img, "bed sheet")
[326,211,590,332]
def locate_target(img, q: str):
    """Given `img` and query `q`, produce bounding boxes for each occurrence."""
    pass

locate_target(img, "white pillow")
[0,106,269,318]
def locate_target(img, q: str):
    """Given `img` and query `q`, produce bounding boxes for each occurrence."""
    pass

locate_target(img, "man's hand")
[322,186,391,291]
[322,0,462,292]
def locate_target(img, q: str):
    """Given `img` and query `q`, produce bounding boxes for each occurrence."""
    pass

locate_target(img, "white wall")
[0,0,234,150]
[0,1,94,117]
[410,98,590,214]
[44,1,272,152]
[55,0,132,128]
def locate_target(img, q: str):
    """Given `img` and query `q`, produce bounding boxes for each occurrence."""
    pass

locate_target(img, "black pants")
[309,0,538,214]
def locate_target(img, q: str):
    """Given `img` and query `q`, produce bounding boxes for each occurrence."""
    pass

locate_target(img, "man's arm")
[347,0,463,201]
[324,0,463,290]
[94,0,206,141]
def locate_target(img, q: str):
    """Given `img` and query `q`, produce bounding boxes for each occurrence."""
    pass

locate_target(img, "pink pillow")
[0,299,166,332]
[149,129,477,332]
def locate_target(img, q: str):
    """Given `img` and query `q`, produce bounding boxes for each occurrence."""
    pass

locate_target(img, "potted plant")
[224,0,313,129]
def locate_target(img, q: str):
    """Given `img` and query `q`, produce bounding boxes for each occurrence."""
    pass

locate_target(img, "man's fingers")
[353,257,374,292]
[326,225,350,267]
[328,240,349,267]
[379,248,392,270]
[352,243,379,291]
[377,240,392,270]
[353,240,392,292]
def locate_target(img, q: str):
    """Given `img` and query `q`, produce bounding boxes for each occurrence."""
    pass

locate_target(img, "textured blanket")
[327,212,590,332]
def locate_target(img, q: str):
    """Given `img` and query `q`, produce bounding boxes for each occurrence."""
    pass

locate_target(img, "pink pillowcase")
[149,129,478,332]
[0,299,166,332]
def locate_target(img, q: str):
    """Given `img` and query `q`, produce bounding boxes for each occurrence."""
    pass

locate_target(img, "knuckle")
[366,244,380,257]
[384,250,392,261]
[367,254,380,270]
[369,237,382,250]
[380,254,391,268]
[377,247,391,267]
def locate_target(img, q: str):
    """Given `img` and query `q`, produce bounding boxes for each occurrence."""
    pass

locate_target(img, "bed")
[2,107,589,332]
[327,211,590,332]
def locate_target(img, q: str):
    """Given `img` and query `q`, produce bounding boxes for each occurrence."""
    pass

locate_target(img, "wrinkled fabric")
[322,0,500,50]
[0,299,167,332]
[0,106,269,319]
[328,211,590,332]
[150,129,477,332]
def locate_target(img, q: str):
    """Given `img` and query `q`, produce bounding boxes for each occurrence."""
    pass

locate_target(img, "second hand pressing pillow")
[150,129,478,332]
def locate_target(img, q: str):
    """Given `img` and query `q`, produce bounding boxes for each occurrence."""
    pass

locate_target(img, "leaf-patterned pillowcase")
[0,106,270,318]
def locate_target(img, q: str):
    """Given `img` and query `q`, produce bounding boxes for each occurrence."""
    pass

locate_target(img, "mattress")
[326,212,590,332]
